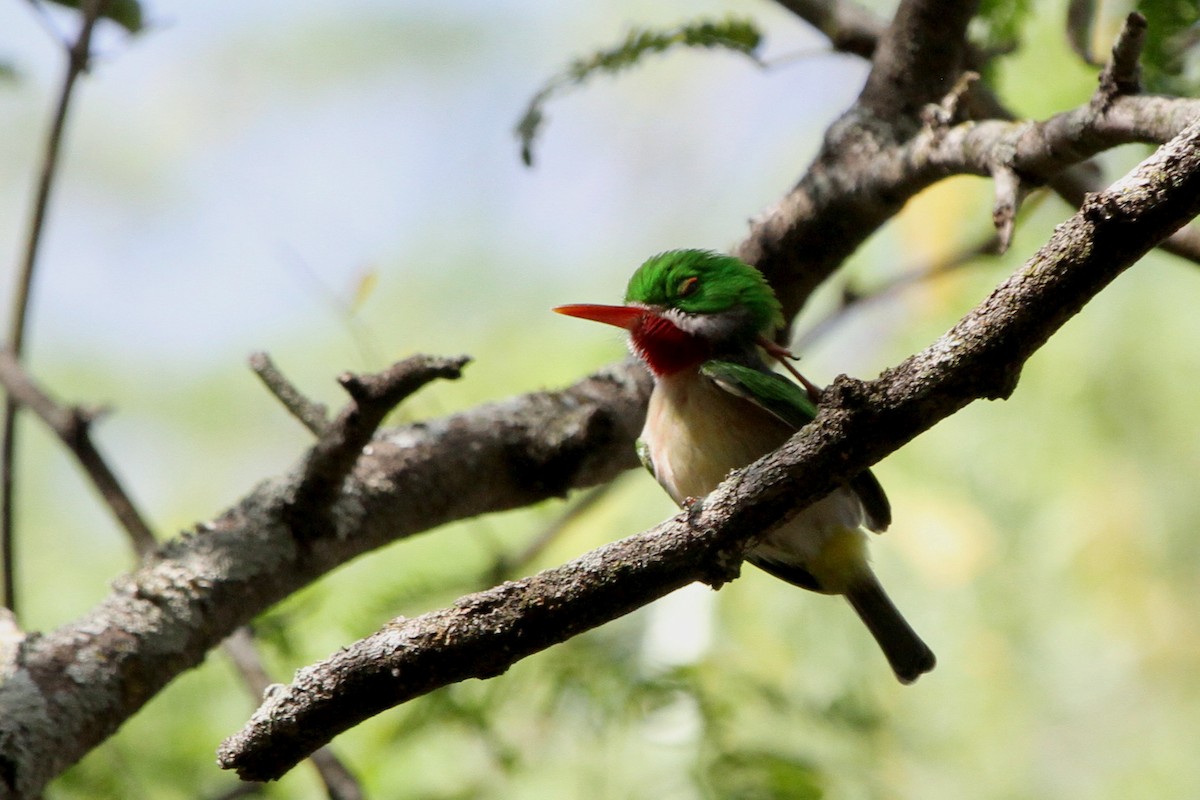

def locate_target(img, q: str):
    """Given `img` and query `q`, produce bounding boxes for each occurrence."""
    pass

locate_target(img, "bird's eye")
[677,276,699,297]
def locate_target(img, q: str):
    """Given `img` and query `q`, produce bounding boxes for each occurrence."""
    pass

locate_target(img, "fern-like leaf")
[515,17,763,167]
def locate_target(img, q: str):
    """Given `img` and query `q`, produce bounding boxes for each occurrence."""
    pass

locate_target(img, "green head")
[555,249,786,375]
[625,250,784,337]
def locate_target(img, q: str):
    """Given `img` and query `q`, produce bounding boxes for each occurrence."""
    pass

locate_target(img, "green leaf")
[515,17,763,167]
[44,0,144,34]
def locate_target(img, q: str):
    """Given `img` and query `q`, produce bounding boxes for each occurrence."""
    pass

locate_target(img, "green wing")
[700,360,818,428]
[699,360,892,532]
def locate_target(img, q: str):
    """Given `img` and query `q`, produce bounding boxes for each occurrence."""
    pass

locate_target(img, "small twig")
[990,165,1023,253]
[304,748,365,800]
[249,352,330,436]
[793,232,1002,351]
[920,70,979,130]
[1095,12,1147,107]
[1067,0,1099,65]
[288,354,471,536]
[0,350,157,556]
[3,0,109,613]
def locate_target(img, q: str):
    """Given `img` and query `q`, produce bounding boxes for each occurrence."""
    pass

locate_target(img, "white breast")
[641,369,866,564]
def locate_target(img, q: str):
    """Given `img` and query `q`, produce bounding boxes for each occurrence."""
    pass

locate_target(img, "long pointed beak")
[553,303,645,331]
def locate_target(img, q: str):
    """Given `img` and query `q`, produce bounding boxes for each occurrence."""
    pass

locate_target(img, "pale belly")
[641,371,867,574]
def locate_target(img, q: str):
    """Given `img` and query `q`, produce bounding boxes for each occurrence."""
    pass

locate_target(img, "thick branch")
[218,117,1200,782]
[0,360,649,798]
[857,0,978,121]
[761,5,1200,301]
[737,0,980,326]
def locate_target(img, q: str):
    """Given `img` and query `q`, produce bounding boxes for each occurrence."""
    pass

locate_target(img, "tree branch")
[3,0,108,615]
[7,4,1200,795]
[0,349,365,798]
[0,351,157,556]
[0,358,649,798]
[856,0,978,122]
[735,0,987,328]
[770,5,1200,273]
[287,354,472,537]
[249,352,330,436]
[217,116,1200,782]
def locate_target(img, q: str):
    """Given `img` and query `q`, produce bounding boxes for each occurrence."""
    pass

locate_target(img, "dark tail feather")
[845,577,936,684]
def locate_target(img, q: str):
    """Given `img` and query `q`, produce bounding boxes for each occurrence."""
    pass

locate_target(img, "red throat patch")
[631,313,709,376]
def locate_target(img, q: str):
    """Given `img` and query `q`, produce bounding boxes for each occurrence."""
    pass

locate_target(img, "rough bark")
[0,361,649,799]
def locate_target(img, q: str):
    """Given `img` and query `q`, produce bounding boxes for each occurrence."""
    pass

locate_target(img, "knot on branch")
[919,71,980,132]
[818,374,872,413]
[1081,190,1121,223]
[678,497,741,589]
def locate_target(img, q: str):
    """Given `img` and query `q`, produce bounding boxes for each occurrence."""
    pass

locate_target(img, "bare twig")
[249,352,330,436]
[3,0,109,613]
[218,117,1200,780]
[793,232,1002,351]
[287,354,471,537]
[0,351,157,555]
[1095,12,1147,106]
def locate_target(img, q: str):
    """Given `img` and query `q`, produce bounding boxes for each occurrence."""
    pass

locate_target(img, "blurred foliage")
[1137,0,1200,93]
[43,0,144,33]
[515,16,762,167]
[970,0,1200,92]
[972,0,1032,63]
[8,1,1200,799]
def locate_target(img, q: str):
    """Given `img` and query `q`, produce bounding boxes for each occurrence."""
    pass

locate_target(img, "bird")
[555,249,935,683]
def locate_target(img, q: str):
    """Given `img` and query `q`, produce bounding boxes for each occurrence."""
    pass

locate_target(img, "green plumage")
[626,250,784,335]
